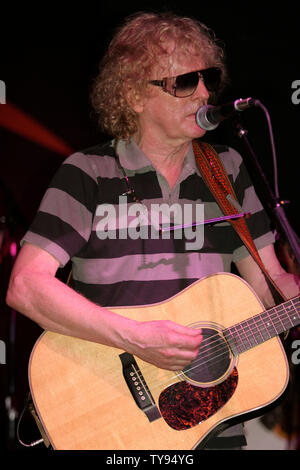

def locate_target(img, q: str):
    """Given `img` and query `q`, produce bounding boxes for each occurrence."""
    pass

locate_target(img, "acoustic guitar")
[28,273,300,450]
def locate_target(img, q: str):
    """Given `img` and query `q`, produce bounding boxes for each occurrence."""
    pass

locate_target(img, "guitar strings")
[136,346,232,396]
[143,296,300,378]
[185,298,300,371]
[127,300,300,401]
[136,297,300,392]
[142,313,287,394]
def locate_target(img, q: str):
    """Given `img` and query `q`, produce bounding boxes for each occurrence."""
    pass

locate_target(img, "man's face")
[133,50,210,147]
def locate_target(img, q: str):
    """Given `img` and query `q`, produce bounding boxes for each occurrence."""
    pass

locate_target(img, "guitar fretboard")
[223,295,300,355]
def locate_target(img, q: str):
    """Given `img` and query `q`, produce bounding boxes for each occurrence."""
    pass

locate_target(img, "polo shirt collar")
[115,138,201,176]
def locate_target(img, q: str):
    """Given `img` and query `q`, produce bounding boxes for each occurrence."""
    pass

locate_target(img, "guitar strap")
[192,139,286,306]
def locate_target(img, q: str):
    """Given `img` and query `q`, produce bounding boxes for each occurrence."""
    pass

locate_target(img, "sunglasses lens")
[175,67,221,97]
[201,67,221,92]
[175,71,199,97]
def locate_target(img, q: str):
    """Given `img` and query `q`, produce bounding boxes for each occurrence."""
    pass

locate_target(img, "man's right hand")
[124,320,203,371]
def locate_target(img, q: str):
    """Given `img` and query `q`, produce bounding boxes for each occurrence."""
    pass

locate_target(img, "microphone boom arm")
[196,97,257,131]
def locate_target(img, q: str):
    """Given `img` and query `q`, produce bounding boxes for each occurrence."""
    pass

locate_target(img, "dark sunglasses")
[149,67,221,98]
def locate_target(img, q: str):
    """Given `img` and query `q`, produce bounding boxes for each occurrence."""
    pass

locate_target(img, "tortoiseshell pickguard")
[158,367,238,430]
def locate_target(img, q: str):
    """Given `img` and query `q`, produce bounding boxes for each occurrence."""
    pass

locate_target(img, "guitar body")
[28,273,289,450]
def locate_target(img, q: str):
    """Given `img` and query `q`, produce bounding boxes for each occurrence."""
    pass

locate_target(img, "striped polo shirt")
[22,138,275,307]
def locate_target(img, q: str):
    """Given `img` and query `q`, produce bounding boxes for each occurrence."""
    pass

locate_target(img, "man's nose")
[193,78,210,102]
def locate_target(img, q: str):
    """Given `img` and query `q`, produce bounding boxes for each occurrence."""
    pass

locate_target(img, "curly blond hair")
[90,11,227,140]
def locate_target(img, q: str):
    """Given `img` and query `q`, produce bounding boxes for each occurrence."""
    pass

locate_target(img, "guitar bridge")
[119,352,161,422]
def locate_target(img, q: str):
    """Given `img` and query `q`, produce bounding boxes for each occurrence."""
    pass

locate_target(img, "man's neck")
[133,134,191,189]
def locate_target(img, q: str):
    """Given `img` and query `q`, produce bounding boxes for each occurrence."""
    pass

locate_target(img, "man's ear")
[125,87,146,114]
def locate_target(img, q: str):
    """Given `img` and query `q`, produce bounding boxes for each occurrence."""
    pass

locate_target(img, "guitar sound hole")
[183,327,231,385]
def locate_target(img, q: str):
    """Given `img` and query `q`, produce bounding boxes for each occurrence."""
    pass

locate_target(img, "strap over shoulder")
[192,139,286,305]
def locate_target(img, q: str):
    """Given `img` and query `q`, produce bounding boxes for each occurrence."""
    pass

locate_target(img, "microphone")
[196,97,257,131]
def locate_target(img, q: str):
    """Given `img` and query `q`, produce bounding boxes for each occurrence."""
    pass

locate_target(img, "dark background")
[0,1,299,450]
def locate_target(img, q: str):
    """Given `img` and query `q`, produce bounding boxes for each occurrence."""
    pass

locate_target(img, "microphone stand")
[233,113,300,266]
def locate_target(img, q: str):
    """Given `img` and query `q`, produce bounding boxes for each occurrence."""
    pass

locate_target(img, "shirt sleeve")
[21,152,98,267]
[220,146,275,263]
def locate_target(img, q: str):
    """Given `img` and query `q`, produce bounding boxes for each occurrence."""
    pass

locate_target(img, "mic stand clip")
[159,212,250,234]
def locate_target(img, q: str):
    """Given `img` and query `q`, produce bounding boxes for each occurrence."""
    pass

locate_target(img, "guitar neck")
[224,295,300,355]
